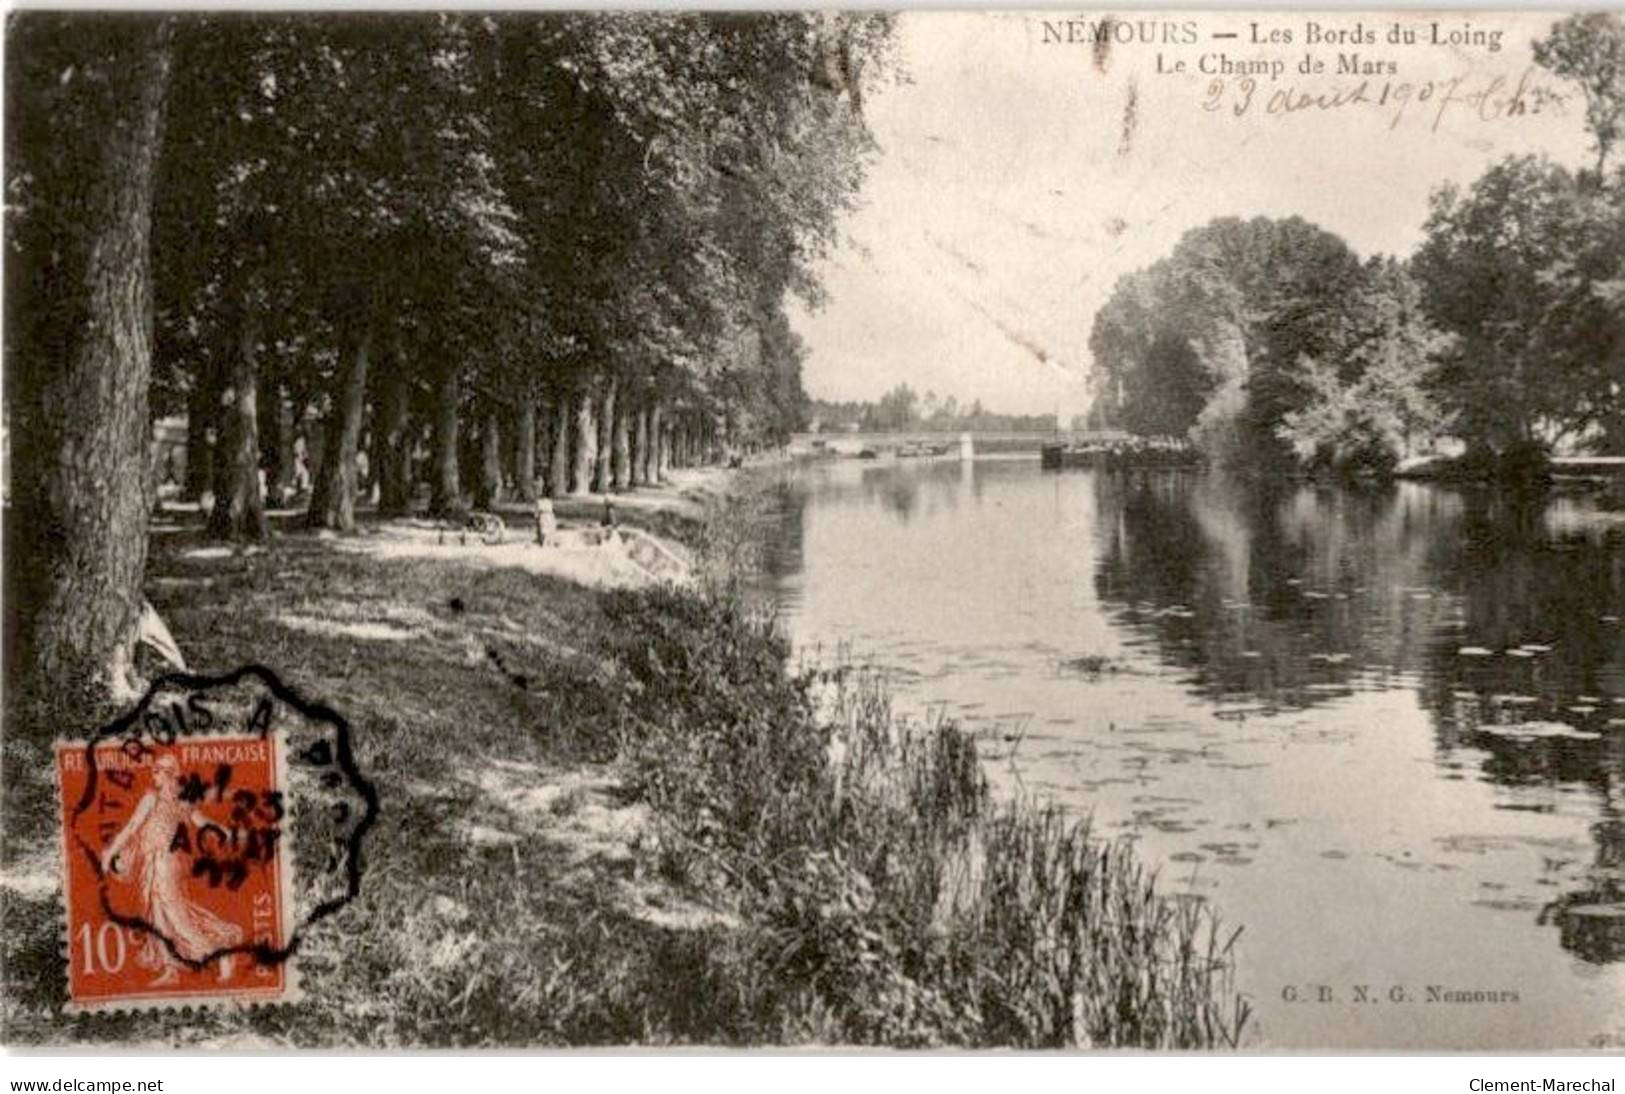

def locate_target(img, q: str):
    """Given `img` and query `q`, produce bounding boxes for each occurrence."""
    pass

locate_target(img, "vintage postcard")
[2,8,1622,1053]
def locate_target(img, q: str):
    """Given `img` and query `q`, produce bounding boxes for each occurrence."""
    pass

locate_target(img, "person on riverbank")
[534,496,558,546]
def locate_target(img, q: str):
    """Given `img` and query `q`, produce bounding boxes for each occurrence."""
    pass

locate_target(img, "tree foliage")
[1086,217,1413,470]
[131,11,894,528]
[1277,258,1448,475]
[4,11,897,707]
[1413,155,1625,455]
[1085,16,1625,475]
[1533,13,1625,174]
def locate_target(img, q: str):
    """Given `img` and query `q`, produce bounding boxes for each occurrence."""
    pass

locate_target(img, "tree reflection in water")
[1541,820,1625,964]
[761,458,1625,974]
[1090,471,1625,963]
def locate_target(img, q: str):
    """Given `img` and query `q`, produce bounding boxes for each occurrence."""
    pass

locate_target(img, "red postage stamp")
[56,732,296,1011]
[53,665,374,1014]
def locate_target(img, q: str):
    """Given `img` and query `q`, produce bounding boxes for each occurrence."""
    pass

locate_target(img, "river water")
[753,455,1625,1049]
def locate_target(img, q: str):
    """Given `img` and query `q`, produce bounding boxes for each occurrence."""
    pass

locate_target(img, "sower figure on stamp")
[100,755,242,985]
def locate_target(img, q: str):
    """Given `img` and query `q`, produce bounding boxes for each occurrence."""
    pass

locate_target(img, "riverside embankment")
[1,468,1247,1048]
[749,456,1625,1050]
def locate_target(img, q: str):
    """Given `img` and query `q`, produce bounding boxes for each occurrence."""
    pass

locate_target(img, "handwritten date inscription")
[1201,68,1550,131]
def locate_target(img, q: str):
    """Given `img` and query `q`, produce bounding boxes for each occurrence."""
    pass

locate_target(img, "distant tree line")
[808,385,1059,433]
[5,11,895,712]
[1086,14,1625,478]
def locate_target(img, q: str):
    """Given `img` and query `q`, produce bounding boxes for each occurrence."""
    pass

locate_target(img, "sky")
[787,10,1595,419]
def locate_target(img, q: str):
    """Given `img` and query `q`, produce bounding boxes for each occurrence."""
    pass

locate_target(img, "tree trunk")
[624,401,640,488]
[611,385,631,490]
[632,405,650,488]
[489,412,506,503]
[539,393,555,497]
[475,408,503,509]
[572,386,597,496]
[650,405,667,483]
[7,20,174,711]
[549,389,571,498]
[305,413,333,524]
[514,390,537,502]
[260,373,292,508]
[308,312,372,532]
[376,352,412,517]
[184,365,217,503]
[208,299,268,541]
[429,366,462,517]
[537,391,554,493]
[457,406,479,502]
[594,376,617,493]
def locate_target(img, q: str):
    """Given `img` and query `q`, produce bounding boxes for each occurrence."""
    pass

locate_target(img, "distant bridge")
[789,429,1126,455]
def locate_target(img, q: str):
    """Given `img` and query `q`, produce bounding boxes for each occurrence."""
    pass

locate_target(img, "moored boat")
[1041,437,1201,471]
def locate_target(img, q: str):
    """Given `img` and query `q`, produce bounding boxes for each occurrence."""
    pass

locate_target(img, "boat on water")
[1040,437,1201,471]
[897,441,953,458]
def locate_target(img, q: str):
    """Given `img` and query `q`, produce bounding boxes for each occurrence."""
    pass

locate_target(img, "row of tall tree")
[5,12,895,711]
[808,385,1059,433]
[1086,14,1625,475]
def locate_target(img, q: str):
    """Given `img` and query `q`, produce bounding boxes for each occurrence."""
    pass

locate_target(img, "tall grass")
[599,491,1251,1048]
[2,491,1248,1048]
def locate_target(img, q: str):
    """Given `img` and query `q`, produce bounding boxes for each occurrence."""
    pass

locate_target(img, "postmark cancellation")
[54,666,376,1012]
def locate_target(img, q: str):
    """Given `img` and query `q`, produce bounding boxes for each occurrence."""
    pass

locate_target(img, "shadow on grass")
[4,497,1247,1048]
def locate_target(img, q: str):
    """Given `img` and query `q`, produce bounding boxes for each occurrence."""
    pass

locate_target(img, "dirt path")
[2,467,743,1046]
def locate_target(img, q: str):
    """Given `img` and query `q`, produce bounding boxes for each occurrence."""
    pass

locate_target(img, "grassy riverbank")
[2,476,1248,1048]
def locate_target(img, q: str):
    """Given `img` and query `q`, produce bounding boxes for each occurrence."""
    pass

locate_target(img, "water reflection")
[1091,472,1625,965]
[1094,474,1451,711]
[1542,820,1625,964]
[1093,472,1625,732]
[758,459,1003,599]
[758,457,1625,1040]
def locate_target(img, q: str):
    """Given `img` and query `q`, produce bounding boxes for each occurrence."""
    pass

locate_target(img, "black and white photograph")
[2,6,1624,1057]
